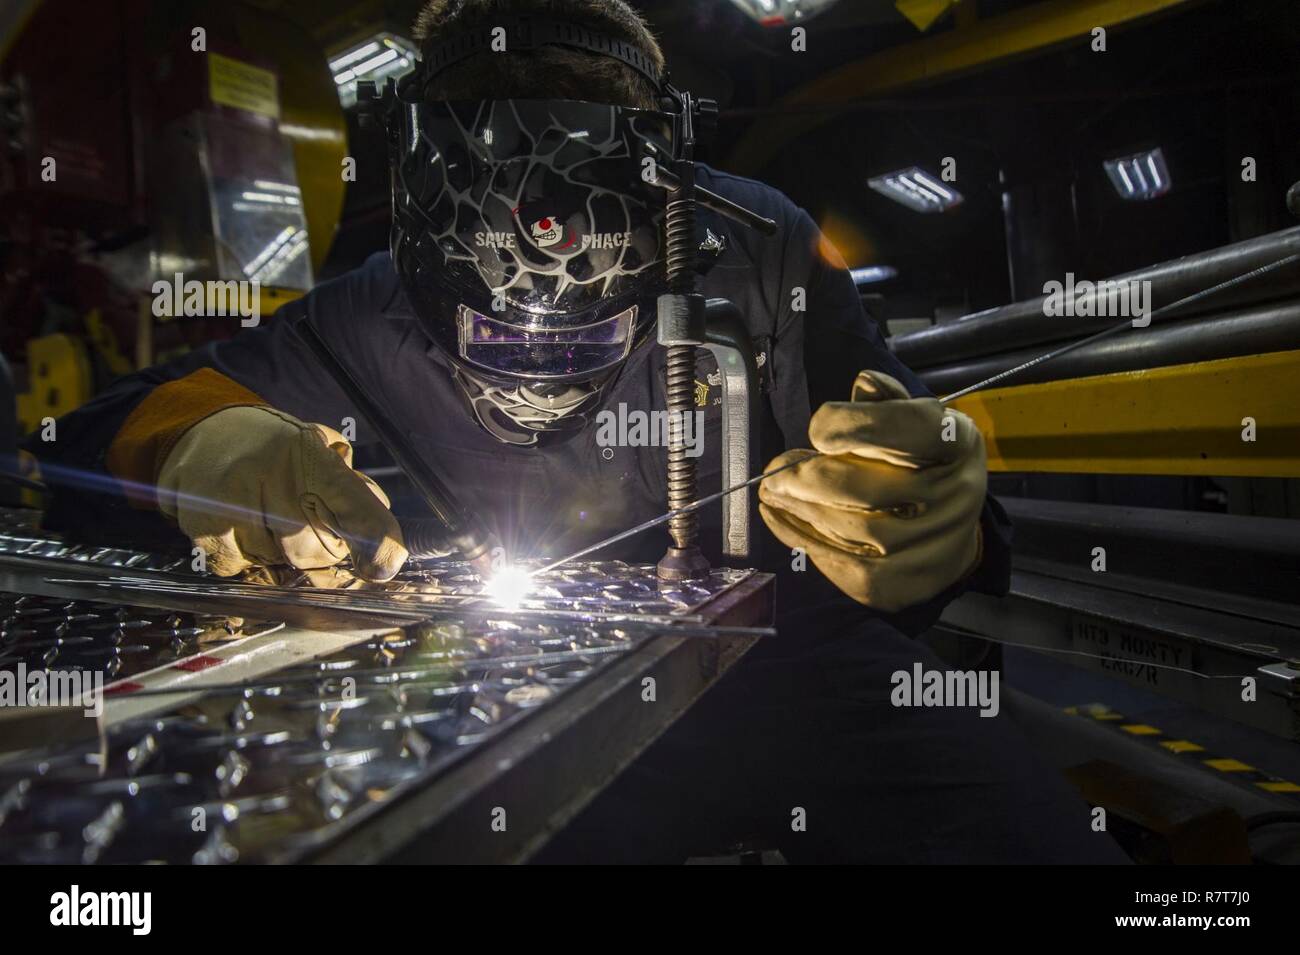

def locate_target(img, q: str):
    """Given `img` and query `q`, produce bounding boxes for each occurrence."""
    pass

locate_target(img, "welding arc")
[534,251,1300,576]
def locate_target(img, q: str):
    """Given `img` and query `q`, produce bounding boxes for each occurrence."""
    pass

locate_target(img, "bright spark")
[482,565,533,610]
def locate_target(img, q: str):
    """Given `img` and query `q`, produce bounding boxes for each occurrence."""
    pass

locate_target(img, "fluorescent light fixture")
[850,265,898,286]
[329,33,418,107]
[243,226,311,285]
[243,226,298,277]
[344,48,399,82]
[240,191,299,205]
[1104,147,1171,201]
[252,180,301,194]
[868,167,964,214]
[728,0,840,26]
[329,42,382,73]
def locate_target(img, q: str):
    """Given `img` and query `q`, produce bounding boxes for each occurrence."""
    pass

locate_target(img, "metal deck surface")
[0,524,773,863]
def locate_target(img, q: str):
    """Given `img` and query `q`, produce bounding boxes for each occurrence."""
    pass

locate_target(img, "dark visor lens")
[457,305,635,378]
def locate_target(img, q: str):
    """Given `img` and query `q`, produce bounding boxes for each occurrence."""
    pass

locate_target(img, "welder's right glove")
[155,406,408,580]
[758,370,986,613]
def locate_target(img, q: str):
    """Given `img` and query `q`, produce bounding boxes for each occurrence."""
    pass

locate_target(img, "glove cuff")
[106,368,269,506]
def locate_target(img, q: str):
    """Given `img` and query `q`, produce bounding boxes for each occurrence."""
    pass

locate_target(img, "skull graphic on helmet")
[529,216,564,248]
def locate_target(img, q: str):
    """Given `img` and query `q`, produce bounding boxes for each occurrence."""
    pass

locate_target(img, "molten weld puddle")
[482,566,533,610]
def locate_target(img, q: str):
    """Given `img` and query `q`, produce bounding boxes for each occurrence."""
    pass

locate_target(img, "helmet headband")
[418,16,663,94]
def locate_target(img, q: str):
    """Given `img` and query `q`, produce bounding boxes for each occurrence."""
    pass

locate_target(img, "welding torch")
[293,317,501,579]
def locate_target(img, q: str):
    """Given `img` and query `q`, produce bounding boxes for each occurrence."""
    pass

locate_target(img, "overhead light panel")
[728,0,841,27]
[1104,147,1171,201]
[868,167,964,214]
[329,33,418,107]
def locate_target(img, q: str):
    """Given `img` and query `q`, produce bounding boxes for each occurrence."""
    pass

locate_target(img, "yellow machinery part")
[15,334,95,435]
[951,349,1300,478]
[83,308,135,378]
[0,0,40,64]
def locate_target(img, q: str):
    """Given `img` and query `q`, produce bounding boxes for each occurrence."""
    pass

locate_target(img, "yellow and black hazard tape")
[1065,703,1300,802]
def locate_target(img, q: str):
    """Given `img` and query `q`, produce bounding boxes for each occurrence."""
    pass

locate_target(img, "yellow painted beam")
[0,0,41,65]
[729,0,1202,174]
[895,0,958,33]
[951,350,1300,477]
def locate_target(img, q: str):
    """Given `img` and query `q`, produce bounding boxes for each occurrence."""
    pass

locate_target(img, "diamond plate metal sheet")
[0,598,661,863]
[0,594,277,683]
[0,521,194,575]
[0,524,760,864]
[0,522,751,622]
[378,558,752,619]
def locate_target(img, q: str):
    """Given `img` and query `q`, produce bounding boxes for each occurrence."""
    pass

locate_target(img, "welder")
[29,0,1126,863]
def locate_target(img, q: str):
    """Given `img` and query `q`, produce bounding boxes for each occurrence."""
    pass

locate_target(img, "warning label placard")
[208,52,279,119]
[1070,615,1195,688]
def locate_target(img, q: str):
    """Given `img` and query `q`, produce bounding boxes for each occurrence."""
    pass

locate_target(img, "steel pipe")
[892,226,1300,370]
[917,299,1300,395]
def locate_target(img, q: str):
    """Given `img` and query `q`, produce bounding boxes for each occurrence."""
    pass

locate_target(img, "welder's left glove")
[758,370,986,613]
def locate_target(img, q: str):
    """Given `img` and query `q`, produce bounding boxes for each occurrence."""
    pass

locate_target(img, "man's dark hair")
[412,0,665,109]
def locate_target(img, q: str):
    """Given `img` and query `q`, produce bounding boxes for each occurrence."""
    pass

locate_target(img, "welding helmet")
[361,20,678,445]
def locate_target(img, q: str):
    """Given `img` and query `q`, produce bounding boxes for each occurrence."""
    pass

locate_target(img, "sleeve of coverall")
[23,256,389,545]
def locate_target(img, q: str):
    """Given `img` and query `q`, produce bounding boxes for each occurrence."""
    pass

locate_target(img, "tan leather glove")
[758,370,986,612]
[156,406,408,581]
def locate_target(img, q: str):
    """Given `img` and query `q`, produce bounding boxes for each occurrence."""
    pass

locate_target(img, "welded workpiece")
[395,557,756,617]
[0,593,276,683]
[0,522,773,863]
[0,599,636,863]
[0,527,768,633]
